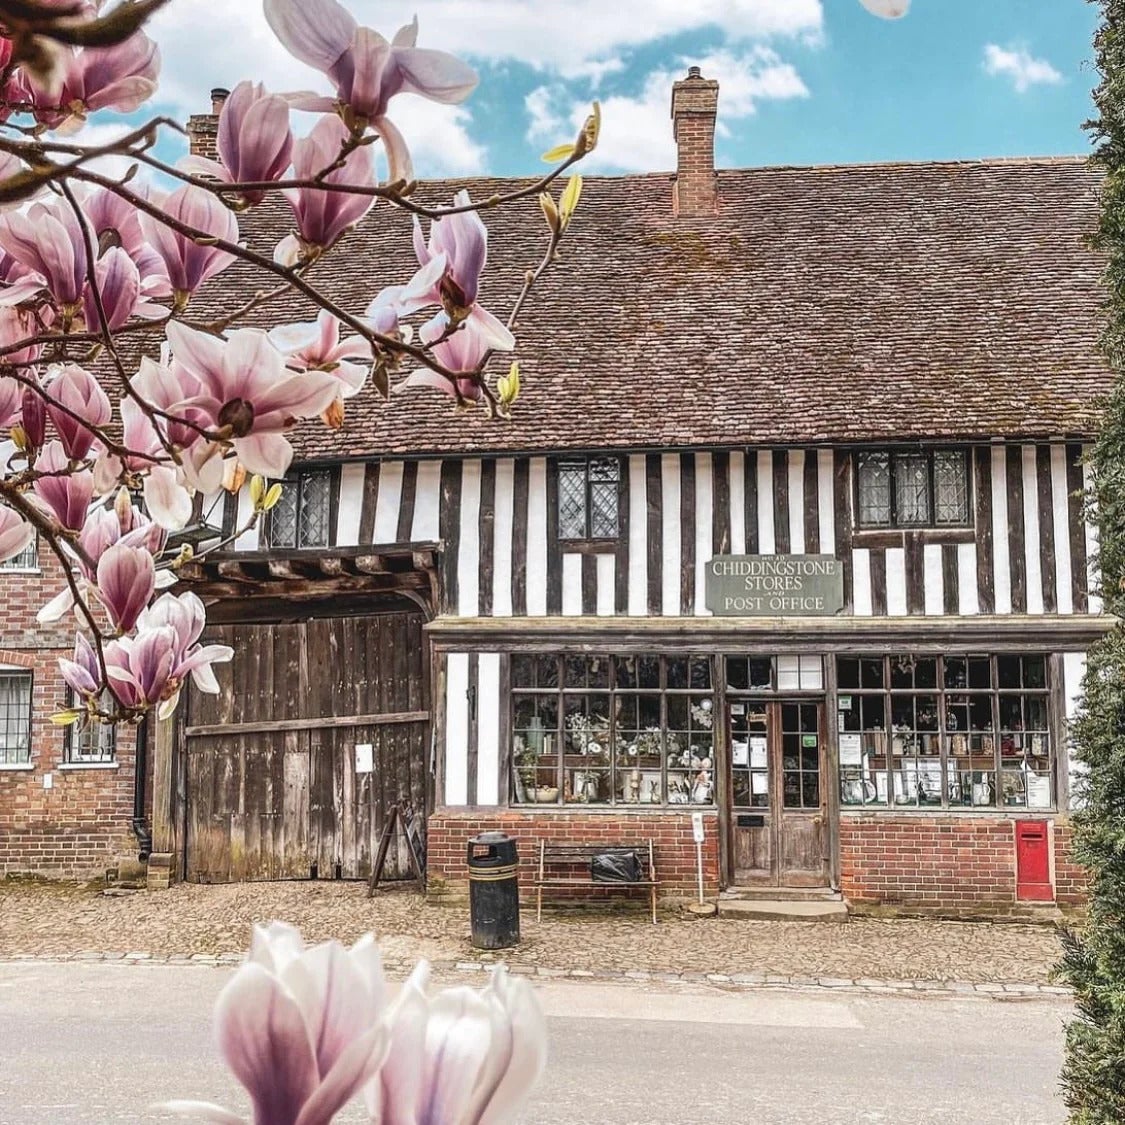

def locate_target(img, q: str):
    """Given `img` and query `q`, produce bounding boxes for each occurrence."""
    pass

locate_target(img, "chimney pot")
[670,69,719,217]
[210,87,230,114]
[187,88,228,163]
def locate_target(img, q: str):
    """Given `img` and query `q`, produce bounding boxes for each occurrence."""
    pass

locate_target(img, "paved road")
[0,962,1068,1124]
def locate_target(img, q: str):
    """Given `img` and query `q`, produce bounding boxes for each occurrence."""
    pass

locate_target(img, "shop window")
[836,654,1053,811]
[557,457,619,541]
[64,689,116,764]
[855,450,970,529]
[510,654,713,806]
[266,468,334,549]
[0,670,32,765]
[0,535,38,571]
[725,655,822,692]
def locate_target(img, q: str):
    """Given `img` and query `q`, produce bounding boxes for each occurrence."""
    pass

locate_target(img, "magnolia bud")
[321,397,346,430]
[539,192,560,233]
[114,486,132,530]
[222,460,247,494]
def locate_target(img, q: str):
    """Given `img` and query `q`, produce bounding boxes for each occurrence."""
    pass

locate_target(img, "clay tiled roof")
[197,155,1109,459]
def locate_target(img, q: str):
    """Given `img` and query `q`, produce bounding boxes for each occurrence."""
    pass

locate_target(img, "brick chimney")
[186,87,229,161]
[671,67,719,217]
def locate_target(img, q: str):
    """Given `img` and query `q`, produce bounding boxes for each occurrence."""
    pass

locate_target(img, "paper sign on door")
[355,743,374,773]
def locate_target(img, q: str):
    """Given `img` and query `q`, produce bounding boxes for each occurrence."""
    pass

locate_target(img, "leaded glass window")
[855,449,970,529]
[557,457,620,541]
[267,469,334,549]
[0,671,31,765]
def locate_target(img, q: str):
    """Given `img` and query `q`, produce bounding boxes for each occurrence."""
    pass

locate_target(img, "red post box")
[1015,820,1053,902]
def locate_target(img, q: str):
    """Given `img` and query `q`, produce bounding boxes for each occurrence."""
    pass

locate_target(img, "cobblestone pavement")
[0,879,1067,996]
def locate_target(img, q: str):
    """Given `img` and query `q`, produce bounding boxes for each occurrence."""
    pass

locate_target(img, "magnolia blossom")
[45,363,111,460]
[277,115,376,265]
[140,186,239,306]
[412,191,488,313]
[59,632,99,699]
[366,960,547,1125]
[97,542,155,634]
[268,310,370,425]
[0,198,89,312]
[166,922,546,1125]
[31,440,94,534]
[166,922,389,1125]
[265,0,476,179]
[858,0,910,16]
[81,185,171,298]
[0,306,39,390]
[182,80,294,208]
[398,313,514,402]
[164,321,341,478]
[20,383,47,451]
[23,31,160,133]
[0,505,34,566]
[82,246,144,331]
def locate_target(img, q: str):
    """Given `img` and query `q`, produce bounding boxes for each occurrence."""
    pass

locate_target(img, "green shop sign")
[704,555,844,616]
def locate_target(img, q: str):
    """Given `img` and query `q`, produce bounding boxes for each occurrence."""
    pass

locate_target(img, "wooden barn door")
[183,612,429,883]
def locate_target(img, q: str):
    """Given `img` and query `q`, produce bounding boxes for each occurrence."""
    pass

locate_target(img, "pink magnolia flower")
[164,321,341,478]
[265,1,476,179]
[82,246,143,331]
[412,190,488,312]
[268,310,370,424]
[0,505,34,566]
[59,631,99,699]
[21,383,47,451]
[32,439,94,533]
[182,80,294,208]
[165,921,389,1125]
[24,31,160,134]
[140,186,239,307]
[81,185,171,299]
[0,306,43,371]
[138,591,232,698]
[277,115,375,265]
[103,625,176,711]
[365,961,547,1125]
[399,313,515,402]
[45,363,111,460]
[96,541,155,634]
[0,197,88,312]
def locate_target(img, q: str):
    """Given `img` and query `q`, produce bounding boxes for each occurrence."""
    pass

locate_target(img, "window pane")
[270,483,298,548]
[894,454,931,525]
[298,471,332,547]
[67,690,117,763]
[0,672,30,765]
[934,451,969,525]
[857,453,891,526]
[558,462,587,539]
[588,459,619,538]
[0,536,37,570]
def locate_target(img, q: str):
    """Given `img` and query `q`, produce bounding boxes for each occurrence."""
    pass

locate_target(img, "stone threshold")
[0,952,1070,1001]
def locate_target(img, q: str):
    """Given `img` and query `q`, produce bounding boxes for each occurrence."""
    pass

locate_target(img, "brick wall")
[840,814,1085,913]
[0,549,139,878]
[426,808,721,904]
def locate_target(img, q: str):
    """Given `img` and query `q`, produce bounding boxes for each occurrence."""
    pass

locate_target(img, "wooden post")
[147,716,177,889]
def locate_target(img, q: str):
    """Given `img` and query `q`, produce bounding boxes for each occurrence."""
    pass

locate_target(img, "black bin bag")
[591,850,642,883]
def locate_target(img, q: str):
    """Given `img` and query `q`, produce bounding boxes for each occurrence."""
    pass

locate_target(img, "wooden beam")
[216,560,252,581]
[185,710,430,738]
[355,554,390,575]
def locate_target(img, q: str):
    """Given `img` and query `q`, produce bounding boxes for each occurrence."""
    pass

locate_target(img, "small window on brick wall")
[557,457,620,541]
[64,689,117,764]
[0,535,38,571]
[0,670,32,765]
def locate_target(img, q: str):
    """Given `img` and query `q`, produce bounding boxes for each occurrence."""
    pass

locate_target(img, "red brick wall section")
[427,809,721,904]
[839,815,1087,911]
[0,549,138,878]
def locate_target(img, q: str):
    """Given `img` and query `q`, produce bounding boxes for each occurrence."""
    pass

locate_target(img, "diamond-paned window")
[557,457,620,541]
[856,450,970,530]
[267,469,334,549]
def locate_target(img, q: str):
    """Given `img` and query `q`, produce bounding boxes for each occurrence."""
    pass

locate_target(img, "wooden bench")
[534,840,659,924]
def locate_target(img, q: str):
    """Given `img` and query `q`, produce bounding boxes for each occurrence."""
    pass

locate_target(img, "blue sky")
[130,0,1100,179]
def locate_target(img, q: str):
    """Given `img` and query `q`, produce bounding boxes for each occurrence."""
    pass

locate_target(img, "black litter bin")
[468,831,520,949]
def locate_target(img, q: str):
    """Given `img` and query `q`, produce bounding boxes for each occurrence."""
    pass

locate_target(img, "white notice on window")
[355,743,374,774]
[732,741,750,768]
[839,734,863,766]
[751,773,769,794]
[749,737,768,769]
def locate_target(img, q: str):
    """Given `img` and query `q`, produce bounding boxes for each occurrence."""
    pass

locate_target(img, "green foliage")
[1059,4,1125,1120]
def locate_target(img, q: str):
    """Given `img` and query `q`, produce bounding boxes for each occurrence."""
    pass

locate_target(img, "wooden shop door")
[182,612,429,883]
[728,699,829,888]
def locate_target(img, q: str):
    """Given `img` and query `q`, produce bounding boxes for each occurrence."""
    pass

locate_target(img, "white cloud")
[527,48,809,173]
[982,44,1063,94]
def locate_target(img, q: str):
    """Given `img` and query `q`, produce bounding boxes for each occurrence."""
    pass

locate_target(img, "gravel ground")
[0,879,1065,984]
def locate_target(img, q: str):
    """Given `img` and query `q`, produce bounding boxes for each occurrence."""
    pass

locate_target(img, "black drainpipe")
[131,715,152,860]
